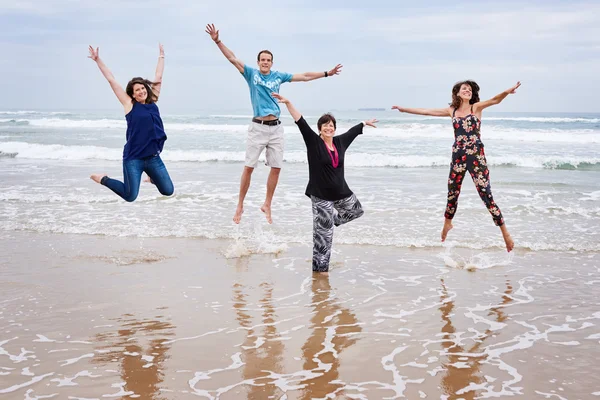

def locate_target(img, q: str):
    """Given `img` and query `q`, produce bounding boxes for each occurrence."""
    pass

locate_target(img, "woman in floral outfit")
[392,80,520,252]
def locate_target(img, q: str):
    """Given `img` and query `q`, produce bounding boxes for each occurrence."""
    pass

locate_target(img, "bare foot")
[143,175,153,184]
[90,174,106,184]
[233,205,244,224]
[260,204,272,224]
[500,225,514,252]
[441,219,453,242]
[503,232,515,252]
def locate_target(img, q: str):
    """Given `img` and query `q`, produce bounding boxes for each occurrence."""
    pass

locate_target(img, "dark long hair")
[125,77,159,104]
[450,80,480,110]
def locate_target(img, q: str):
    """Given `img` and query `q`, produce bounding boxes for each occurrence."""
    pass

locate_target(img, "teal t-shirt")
[242,65,293,118]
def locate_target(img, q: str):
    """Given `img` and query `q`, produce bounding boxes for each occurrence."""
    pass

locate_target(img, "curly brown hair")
[450,80,480,110]
[125,77,159,104]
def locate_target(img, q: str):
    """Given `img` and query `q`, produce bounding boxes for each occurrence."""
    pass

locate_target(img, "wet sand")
[1,231,600,399]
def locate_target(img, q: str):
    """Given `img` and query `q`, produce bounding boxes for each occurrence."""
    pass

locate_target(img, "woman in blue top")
[88,44,174,202]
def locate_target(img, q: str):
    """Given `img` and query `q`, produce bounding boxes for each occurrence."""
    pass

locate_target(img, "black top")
[295,116,363,201]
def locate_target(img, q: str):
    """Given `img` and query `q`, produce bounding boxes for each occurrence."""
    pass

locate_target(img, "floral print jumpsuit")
[445,106,504,226]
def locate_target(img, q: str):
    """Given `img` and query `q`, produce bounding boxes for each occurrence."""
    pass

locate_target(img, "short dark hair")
[450,80,480,110]
[317,113,337,132]
[126,77,158,104]
[257,50,273,62]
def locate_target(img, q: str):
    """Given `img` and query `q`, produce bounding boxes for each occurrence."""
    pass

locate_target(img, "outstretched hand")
[391,106,404,112]
[205,24,220,42]
[364,119,378,128]
[88,45,99,62]
[271,93,289,104]
[327,64,343,77]
[507,81,521,94]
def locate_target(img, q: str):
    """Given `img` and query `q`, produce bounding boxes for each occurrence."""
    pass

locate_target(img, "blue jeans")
[101,155,174,202]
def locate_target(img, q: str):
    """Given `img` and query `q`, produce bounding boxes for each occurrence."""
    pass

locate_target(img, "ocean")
[1,109,598,255]
[2,109,600,399]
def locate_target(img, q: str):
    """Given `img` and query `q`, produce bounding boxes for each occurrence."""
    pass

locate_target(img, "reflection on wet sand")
[92,313,175,399]
[439,279,513,399]
[232,280,285,398]
[299,274,362,400]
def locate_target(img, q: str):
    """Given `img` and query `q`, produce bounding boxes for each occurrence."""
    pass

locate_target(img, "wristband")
[324,71,328,78]
[215,40,221,44]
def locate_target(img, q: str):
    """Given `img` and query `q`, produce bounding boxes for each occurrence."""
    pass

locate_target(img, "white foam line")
[0,338,36,363]
[585,333,600,339]
[323,310,342,324]
[338,330,408,338]
[101,382,134,398]
[162,327,227,345]
[275,276,311,301]
[530,314,558,321]
[464,307,506,332]
[24,388,59,399]
[50,370,101,387]
[67,397,99,400]
[33,335,58,343]
[227,315,305,333]
[380,345,425,398]
[373,293,445,320]
[59,353,94,366]
[188,352,245,395]
[457,382,489,396]
[0,372,54,394]
[362,291,386,304]
[312,326,337,375]
[240,337,266,350]
[0,297,23,304]
[534,390,567,400]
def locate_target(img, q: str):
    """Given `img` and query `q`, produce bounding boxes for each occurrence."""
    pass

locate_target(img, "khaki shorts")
[245,121,285,168]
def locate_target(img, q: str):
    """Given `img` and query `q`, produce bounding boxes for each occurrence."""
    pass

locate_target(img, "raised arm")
[205,24,244,73]
[337,119,378,148]
[152,43,165,100]
[88,46,132,111]
[473,81,521,113]
[291,64,343,82]
[271,93,301,121]
[391,105,451,117]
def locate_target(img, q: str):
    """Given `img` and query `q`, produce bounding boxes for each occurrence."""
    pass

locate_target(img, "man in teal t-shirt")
[206,23,343,225]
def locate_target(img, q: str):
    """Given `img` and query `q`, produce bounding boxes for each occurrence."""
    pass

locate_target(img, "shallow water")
[1,233,599,399]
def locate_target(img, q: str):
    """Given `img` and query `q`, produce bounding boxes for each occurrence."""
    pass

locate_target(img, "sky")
[1,0,599,113]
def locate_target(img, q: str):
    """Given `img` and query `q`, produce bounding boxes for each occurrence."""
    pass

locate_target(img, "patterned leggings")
[444,145,504,226]
[311,194,364,272]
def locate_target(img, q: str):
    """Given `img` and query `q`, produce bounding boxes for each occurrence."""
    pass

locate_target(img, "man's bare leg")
[234,166,254,224]
[260,167,281,224]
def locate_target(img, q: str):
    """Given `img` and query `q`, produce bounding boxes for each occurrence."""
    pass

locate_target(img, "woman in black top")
[273,93,377,273]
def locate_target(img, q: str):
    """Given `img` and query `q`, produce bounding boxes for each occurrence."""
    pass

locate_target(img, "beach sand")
[1,231,599,399]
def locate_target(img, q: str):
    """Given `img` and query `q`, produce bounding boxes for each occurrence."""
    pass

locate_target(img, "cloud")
[0,0,598,112]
